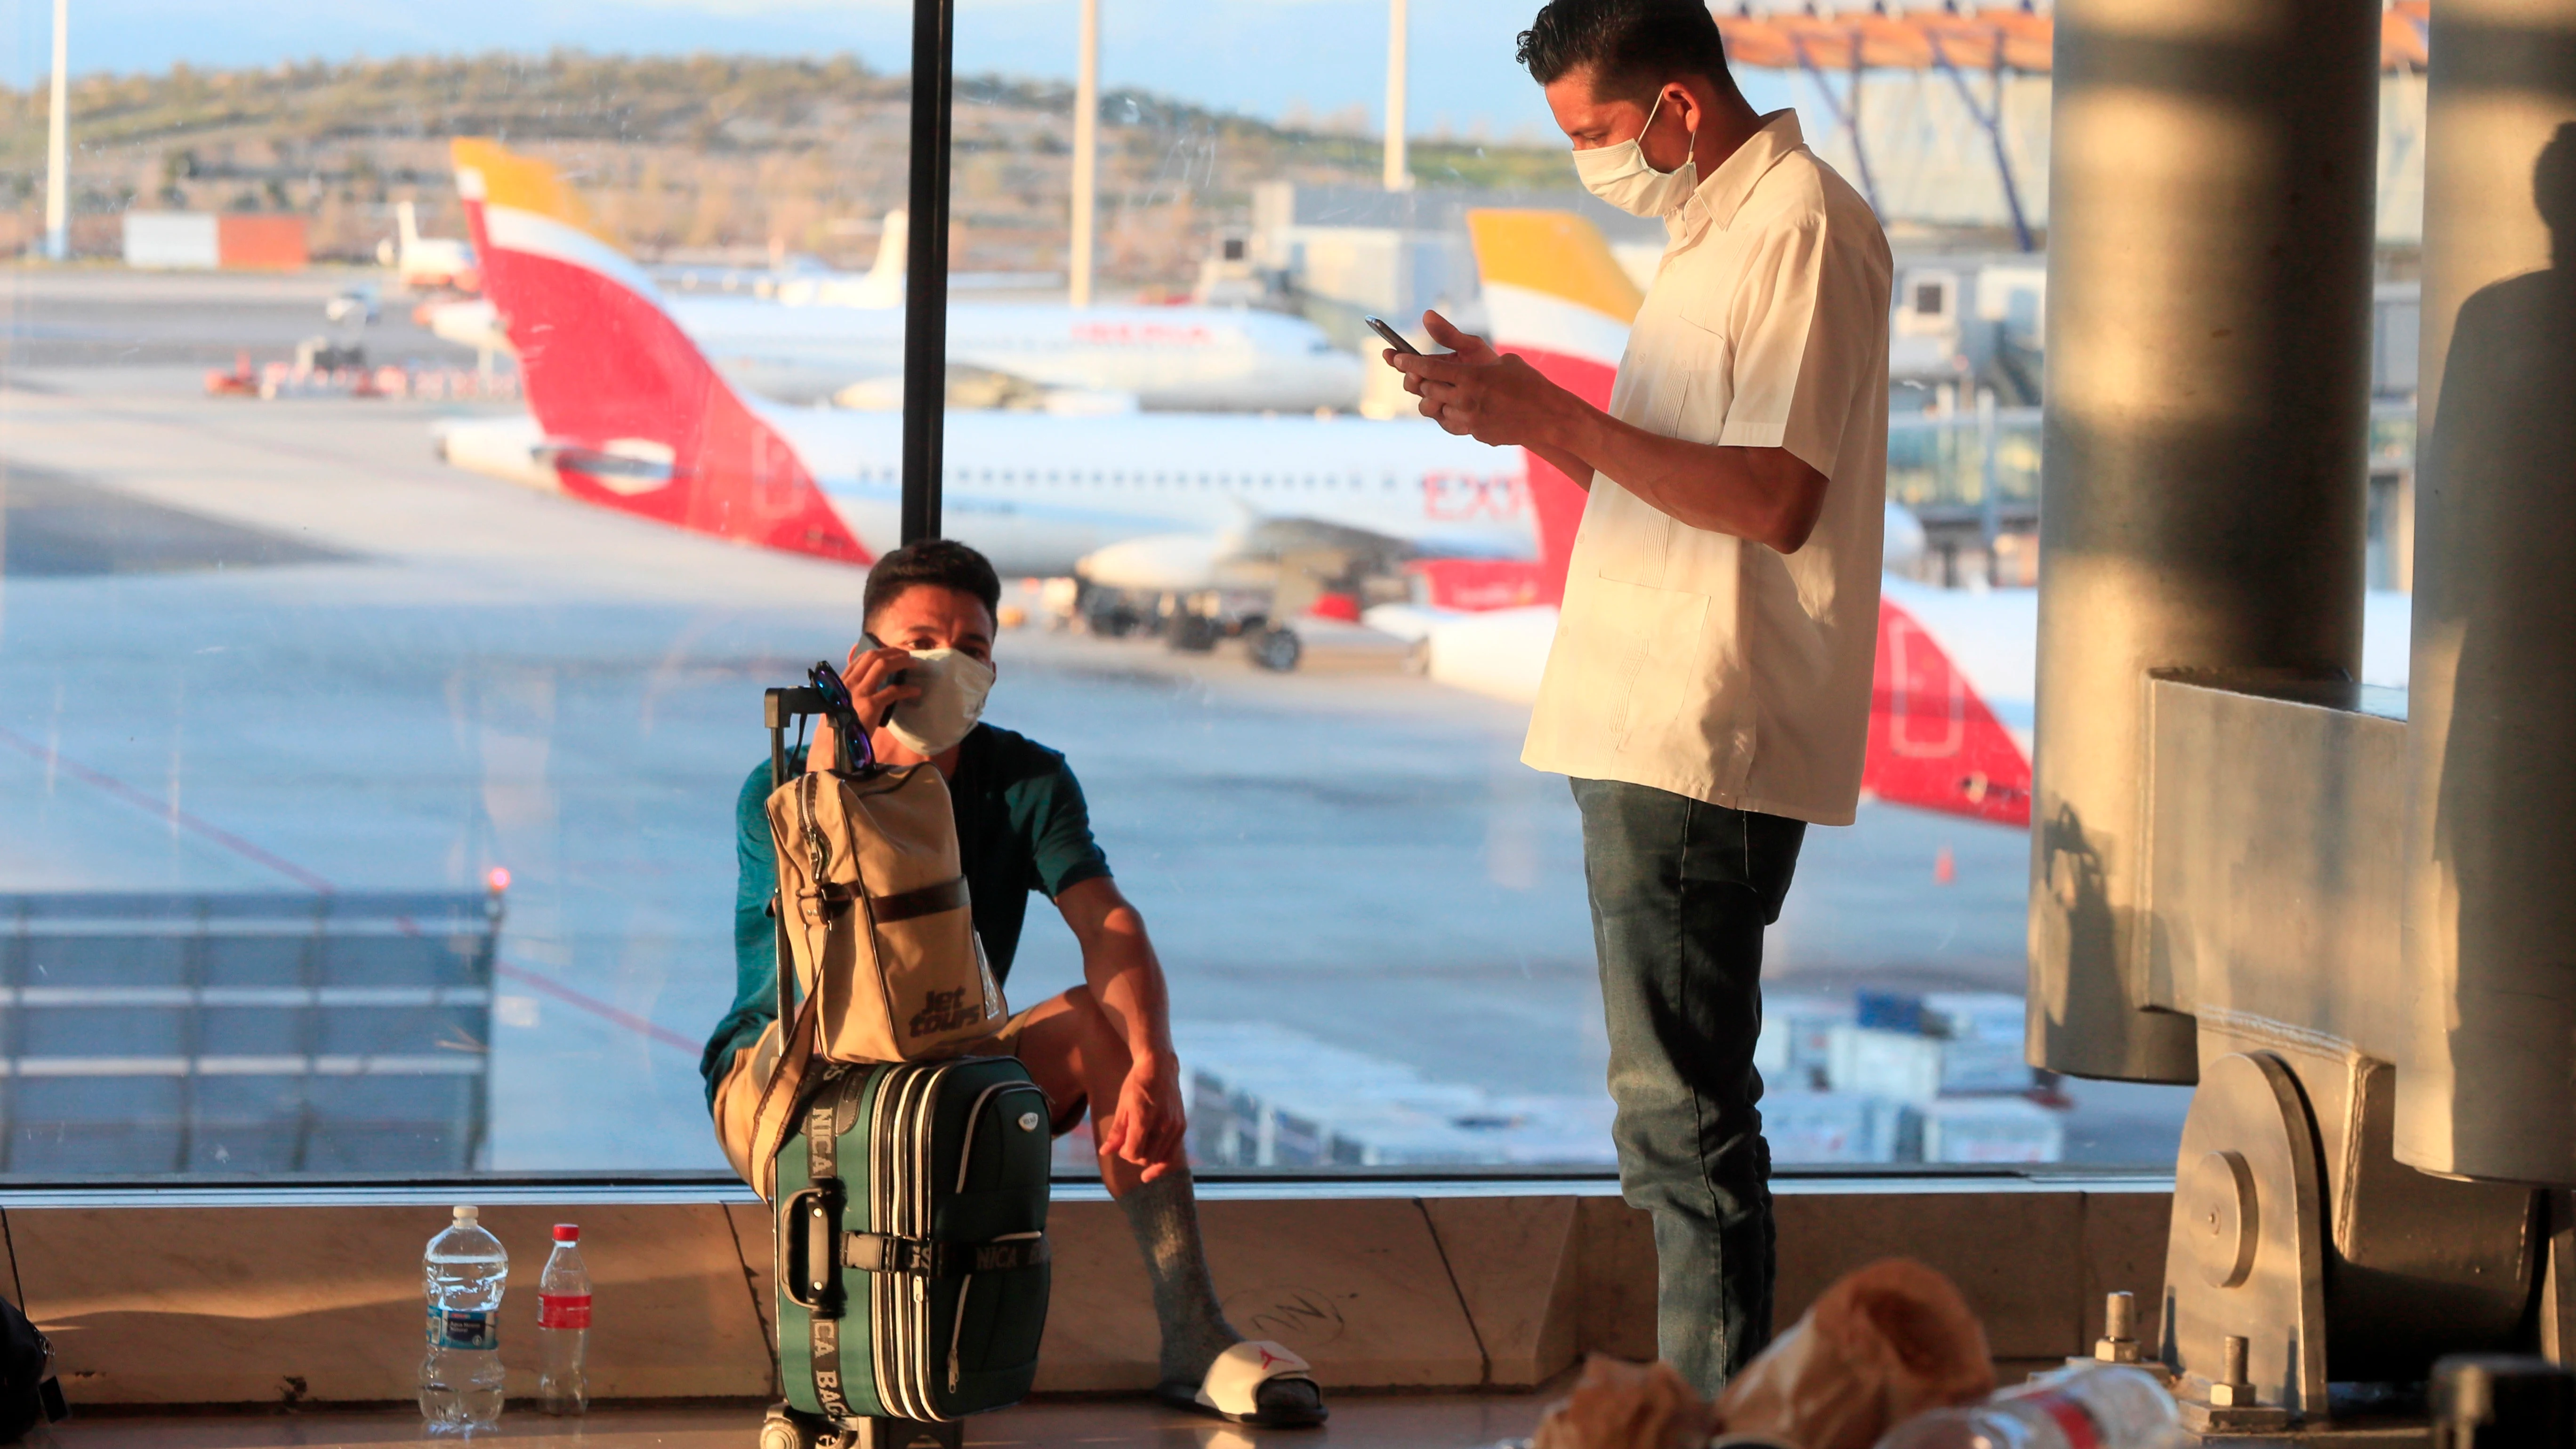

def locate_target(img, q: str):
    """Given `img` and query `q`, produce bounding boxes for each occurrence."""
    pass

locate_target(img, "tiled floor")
[50,1397,1549,1449]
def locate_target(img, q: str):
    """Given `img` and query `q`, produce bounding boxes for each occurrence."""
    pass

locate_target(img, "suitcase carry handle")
[780,1184,848,1318]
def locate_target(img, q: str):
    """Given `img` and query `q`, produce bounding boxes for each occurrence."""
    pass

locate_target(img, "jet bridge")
[2031,0,2576,1433]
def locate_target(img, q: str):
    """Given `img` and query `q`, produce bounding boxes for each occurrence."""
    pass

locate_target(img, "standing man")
[1388,0,1890,1392]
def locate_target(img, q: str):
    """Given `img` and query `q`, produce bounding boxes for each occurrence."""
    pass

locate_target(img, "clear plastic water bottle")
[419,1206,509,1435]
[1875,1365,2185,1449]
[537,1223,592,1416]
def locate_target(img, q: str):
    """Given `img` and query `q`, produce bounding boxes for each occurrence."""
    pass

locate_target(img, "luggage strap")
[807,874,967,924]
[870,876,969,924]
[840,1231,1050,1278]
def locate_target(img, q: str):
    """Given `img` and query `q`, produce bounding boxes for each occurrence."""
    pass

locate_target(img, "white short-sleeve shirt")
[1521,111,1892,826]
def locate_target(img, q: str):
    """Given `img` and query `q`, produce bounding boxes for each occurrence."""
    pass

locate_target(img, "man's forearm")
[1527,440,1598,491]
[1083,909,1175,1065]
[1402,335,1827,551]
[1547,404,1827,553]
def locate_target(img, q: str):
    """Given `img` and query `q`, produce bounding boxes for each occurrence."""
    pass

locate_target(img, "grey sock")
[1116,1167,1239,1384]
[1116,1168,1325,1421]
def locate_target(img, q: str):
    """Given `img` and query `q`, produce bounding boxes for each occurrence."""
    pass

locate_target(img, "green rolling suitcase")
[764,1056,1054,1446]
[753,682,1055,1449]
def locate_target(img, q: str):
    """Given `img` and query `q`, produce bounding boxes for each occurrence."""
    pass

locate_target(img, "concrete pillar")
[2029,0,2380,1080]
[2395,0,2576,1183]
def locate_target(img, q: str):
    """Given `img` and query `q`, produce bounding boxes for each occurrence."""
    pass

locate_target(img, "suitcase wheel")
[760,1403,853,1449]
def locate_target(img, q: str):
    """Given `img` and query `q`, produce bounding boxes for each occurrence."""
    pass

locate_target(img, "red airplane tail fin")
[452,138,868,563]
[1863,599,2032,827]
[1464,209,1644,606]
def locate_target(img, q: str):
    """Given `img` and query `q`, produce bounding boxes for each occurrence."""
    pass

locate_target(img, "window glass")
[0,0,2423,1183]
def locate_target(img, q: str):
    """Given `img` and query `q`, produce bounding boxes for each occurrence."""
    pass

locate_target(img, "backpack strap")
[870,876,968,924]
[745,987,822,1203]
[797,773,832,914]
[749,773,833,1202]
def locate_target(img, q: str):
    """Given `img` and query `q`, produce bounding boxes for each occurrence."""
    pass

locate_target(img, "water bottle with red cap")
[536,1224,591,1416]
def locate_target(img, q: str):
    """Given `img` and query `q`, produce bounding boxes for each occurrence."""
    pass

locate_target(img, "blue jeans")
[1572,777,1805,1396]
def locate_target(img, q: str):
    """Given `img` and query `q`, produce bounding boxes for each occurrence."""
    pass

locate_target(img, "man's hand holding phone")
[1388,310,1579,451]
[806,640,922,773]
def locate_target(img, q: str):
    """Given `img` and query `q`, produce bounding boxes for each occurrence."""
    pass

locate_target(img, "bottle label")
[539,1294,593,1330]
[2030,1391,2101,1449]
[428,1307,497,1351]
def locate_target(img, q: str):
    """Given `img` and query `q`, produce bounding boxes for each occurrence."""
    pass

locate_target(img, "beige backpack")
[743,743,1008,1196]
[773,762,1007,1060]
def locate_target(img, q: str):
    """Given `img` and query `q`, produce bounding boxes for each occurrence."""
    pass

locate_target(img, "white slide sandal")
[1155,1340,1328,1427]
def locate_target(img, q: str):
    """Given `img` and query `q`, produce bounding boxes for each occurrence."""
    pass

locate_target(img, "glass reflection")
[1,2,2443,1181]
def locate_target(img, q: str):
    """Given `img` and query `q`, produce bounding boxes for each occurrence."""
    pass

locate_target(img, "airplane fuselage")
[760,406,1532,578]
[668,297,1365,413]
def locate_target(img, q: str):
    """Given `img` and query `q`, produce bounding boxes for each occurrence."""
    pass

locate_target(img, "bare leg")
[1008,986,1151,1186]
[1012,989,1324,1423]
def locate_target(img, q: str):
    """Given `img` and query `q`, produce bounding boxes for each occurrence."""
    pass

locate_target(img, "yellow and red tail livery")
[452,138,869,563]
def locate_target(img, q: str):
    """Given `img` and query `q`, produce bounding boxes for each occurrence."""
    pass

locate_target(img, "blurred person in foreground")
[1385,0,1892,1393]
[701,540,1326,1428]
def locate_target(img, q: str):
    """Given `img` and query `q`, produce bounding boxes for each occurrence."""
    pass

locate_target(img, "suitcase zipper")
[867,1064,905,1421]
[954,1082,1047,1191]
[950,1232,1045,1393]
[943,1080,1046,1393]
[913,1064,946,1418]
[886,1062,944,1422]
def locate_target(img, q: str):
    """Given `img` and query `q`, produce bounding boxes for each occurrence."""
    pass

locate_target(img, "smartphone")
[861,633,908,729]
[1363,316,1421,355]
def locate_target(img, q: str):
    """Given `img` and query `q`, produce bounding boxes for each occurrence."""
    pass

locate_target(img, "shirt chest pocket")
[1666,325,1736,447]
[1624,313,1734,441]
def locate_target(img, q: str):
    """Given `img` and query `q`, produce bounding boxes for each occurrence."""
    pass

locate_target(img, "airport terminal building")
[3,0,2575,1441]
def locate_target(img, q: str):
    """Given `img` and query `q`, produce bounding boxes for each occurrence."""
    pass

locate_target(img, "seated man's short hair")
[862,539,1004,626]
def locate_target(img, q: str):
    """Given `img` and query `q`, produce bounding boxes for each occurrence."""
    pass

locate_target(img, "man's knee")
[709,1033,776,1186]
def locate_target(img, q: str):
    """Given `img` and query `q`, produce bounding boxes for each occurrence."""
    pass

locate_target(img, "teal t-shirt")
[698,722,1113,1105]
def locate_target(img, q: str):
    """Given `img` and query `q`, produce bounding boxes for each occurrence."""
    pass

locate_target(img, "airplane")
[1367,209,2418,830]
[438,131,2037,830]
[438,137,1538,584]
[427,142,1362,415]
[377,200,479,293]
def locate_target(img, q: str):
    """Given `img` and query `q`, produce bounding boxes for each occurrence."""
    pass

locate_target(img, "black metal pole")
[899,0,955,546]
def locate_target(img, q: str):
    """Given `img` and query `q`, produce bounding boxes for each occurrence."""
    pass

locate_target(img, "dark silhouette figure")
[2421,122,2576,1174]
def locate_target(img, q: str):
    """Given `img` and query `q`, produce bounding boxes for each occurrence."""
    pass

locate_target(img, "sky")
[3,0,1798,145]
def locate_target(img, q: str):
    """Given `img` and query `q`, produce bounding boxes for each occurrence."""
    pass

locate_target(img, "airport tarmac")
[0,269,2189,1175]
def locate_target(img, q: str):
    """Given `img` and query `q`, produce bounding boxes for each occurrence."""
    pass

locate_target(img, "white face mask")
[884,648,995,758]
[1572,89,1699,217]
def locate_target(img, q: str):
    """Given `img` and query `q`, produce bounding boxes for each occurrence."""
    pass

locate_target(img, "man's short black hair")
[861,538,1003,628]
[1517,0,1736,103]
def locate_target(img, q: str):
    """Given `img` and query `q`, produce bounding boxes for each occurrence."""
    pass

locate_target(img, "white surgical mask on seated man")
[884,648,997,757]
[1573,88,1699,218]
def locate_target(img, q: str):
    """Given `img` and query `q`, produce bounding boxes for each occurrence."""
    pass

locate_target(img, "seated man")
[701,539,1326,1428]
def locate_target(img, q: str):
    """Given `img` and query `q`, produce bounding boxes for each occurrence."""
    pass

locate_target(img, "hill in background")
[0,51,1570,288]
